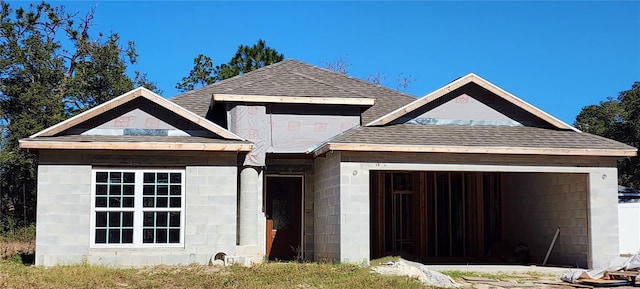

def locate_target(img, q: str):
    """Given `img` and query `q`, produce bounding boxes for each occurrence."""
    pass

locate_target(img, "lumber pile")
[562,255,640,287]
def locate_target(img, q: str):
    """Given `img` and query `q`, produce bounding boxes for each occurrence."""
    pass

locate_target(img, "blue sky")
[10,1,640,124]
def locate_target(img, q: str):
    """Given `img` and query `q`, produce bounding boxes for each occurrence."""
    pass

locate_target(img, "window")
[91,169,185,247]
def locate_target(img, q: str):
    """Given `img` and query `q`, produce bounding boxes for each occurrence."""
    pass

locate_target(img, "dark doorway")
[265,175,303,261]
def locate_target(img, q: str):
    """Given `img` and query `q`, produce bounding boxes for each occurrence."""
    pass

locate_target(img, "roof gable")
[30,87,245,140]
[366,73,577,131]
[64,102,214,138]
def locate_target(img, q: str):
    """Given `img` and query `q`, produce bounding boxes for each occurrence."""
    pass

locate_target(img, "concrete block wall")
[502,173,589,267]
[339,162,371,264]
[587,168,620,268]
[36,165,92,265]
[313,152,341,261]
[35,150,239,266]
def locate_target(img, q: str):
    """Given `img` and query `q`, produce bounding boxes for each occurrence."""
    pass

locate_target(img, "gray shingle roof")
[171,59,417,124]
[22,135,250,144]
[329,124,636,151]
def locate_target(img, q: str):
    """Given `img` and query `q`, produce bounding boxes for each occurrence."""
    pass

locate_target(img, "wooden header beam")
[212,93,375,106]
[313,142,637,157]
[19,140,254,152]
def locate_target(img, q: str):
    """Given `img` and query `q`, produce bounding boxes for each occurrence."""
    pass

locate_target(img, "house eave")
[313,142,637,158]
[19,140,254,152]
[212,93,375,106]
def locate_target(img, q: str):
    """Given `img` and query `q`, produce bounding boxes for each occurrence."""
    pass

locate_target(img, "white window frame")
[90,168,186,248]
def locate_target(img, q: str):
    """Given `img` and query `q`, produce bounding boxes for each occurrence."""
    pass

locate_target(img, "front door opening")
[371,171,502,263]
[265,175,303,261]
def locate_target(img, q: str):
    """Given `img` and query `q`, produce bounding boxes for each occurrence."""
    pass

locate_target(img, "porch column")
[239,166,259,246]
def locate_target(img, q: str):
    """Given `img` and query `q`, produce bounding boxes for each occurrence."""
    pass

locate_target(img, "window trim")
[90,168,186,248]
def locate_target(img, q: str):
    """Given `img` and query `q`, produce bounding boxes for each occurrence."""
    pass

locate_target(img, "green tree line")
[0,2,159,231]
[575,82,640,188]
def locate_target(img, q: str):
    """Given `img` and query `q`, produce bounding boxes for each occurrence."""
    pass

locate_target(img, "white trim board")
[213,93,375,106]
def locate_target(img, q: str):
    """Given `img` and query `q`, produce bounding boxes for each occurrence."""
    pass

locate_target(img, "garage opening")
[370,171,590,266]
[370,171,502,263]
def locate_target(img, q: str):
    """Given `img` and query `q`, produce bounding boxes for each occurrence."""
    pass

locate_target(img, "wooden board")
[534,281,594,288]
[462,276,498,282]
[579,279,631,287]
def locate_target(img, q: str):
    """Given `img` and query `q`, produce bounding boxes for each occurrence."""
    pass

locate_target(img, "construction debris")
[371,259,461,288]
[561,254,640,287]
[462,276,535,288]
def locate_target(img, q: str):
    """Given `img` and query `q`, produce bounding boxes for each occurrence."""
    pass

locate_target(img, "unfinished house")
[20,60,636,268]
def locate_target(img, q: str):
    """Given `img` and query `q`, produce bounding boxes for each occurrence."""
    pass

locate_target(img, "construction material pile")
[561,255,639,287]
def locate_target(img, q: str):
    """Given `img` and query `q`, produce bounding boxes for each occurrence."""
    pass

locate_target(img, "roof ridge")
[293,60,418,100]
[171,58,418,101]
[171,59,297,100]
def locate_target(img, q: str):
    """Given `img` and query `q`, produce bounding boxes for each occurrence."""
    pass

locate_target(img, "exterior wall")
[36,164,92,265]
[588,169,620,268]
[339,161,371,264]
[619,203,640,255]
[502,173,589,267]
[313,152,342,261]
[227,104,360,154]
[336,151,620,268]
[36,150,238,266]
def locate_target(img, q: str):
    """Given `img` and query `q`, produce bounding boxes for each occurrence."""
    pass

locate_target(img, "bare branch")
[322,55,350,74]
[367,72,386,85]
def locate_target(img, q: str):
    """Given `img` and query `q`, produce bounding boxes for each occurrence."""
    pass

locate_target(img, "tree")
[0,1,158,231]
[176,39,284,92]
[322,55,350,75]
[175,54,216,92]
[575,82,640,188]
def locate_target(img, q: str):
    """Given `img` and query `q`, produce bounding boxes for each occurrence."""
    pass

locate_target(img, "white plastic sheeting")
[228,105,271,166]
[227,105,359,166]
[561,254,640,283]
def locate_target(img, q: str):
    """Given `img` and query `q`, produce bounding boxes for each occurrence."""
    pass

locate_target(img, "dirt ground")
[403,262,638,288]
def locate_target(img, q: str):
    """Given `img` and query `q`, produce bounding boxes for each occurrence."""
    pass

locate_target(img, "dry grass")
[0,261,426,289]
[441,269,561,286]
[0,226,36,260]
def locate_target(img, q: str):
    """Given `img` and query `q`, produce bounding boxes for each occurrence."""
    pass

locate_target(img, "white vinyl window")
[91,169,185,247]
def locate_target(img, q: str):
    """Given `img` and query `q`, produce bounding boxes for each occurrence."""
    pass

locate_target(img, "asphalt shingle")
[170,59,417,124]
[330,124,636,151]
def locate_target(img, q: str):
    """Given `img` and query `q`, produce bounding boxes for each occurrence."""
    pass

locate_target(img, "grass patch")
[0,226,36,243]
[0,262,425,289]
